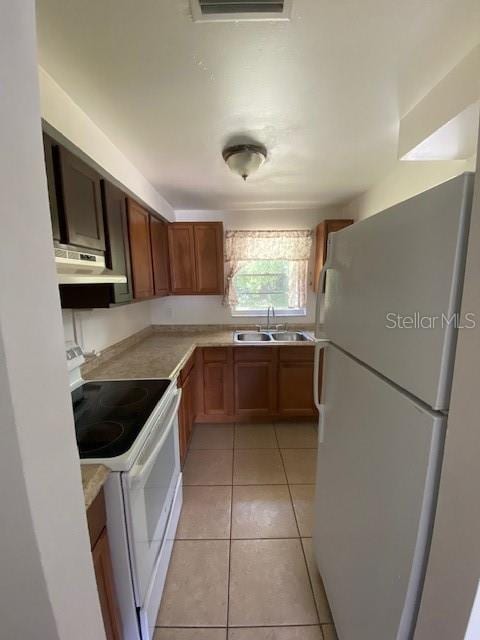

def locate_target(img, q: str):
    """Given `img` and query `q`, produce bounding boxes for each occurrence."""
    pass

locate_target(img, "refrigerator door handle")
[314,342,327,443]
[314,250,335,335]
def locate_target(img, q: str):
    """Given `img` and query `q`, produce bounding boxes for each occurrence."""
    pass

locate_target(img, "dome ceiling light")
[222,143,267,181]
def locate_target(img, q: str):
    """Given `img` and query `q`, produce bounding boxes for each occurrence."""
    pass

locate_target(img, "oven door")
[122,387,181,606]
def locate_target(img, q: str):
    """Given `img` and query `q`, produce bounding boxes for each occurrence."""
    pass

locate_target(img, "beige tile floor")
[155,422,338,640]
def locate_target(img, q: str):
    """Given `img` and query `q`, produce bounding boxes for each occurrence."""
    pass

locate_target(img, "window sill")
[231,309,306,318]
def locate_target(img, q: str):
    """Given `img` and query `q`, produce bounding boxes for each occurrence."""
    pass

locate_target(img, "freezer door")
[324,173,474,410]
[313,346,446,640]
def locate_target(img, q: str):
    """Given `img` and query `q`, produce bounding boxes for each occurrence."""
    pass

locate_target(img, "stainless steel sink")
[235,332,272,342]
[233,330,312,343]
[270,331,310,342]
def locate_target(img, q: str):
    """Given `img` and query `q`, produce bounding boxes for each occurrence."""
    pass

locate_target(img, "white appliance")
[55,246,127,284]
[312,172,475,640]
[67,344,182,640]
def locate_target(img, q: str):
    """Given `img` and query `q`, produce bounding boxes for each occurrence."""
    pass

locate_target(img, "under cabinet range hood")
[55,247,127,284]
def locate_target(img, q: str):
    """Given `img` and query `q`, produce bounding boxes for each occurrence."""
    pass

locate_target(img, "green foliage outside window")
[234,259,292,310]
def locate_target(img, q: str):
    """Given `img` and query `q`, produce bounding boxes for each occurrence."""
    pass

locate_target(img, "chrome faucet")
[266,305,276,330]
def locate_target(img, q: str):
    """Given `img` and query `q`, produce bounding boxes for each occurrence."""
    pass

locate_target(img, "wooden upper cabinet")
[127,199,154,299]
[168,222,224,295]
[168,224,197,294]
[313,219,353,292]
[101,180,133,305]
[150,215,171,296]
[42,133,62,242]
[194,223,224,294]
[57,146,105,251]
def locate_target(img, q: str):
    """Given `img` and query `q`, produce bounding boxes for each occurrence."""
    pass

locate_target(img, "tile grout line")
[177,536,304,541]
[191,447,317,450]
[274,424,321,627]
[183,482,314,487]
[155,623,322,629]
[226,425,236,632]
[179,424,326,635]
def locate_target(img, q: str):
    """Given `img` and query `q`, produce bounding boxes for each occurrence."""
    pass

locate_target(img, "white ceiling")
[36,0,480,210]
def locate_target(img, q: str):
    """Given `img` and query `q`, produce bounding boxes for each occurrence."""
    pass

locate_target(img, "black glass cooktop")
[72,379,170,459]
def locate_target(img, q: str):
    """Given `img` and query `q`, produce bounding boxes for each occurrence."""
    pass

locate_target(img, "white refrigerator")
[312,172,475,640]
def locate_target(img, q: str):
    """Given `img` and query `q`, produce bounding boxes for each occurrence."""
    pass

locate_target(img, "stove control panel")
[65,341,86,379]
[66,345,83,361]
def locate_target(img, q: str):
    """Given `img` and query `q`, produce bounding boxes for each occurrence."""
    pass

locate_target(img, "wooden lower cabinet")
[234,348,277,418]
[197,347,233,419]
[277,347,317,417]
[278,362,315,417]
[87,489,122,640]
[178,352,197,466]
[195,345,318,423]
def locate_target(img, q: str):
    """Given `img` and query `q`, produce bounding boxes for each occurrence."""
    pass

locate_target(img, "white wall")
[62,300,151,353]
[399,44,480,159]
[415,124,480,640]
[151,207,348,325]
[0,3,105,638]
[39,67,174,350]
[39,67,174,222]
[345,156,476,220]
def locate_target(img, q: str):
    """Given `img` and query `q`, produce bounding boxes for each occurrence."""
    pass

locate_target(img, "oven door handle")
[127,389,182,489]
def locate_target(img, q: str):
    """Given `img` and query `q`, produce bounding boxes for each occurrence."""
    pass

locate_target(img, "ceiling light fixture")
[222,143,267,181]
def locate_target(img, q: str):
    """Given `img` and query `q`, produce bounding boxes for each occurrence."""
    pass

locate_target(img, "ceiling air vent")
[191,0,292,22]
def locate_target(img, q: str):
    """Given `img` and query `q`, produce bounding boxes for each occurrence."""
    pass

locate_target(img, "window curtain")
[223,230,313,308]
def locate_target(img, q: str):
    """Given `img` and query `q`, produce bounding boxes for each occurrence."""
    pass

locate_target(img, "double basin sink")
[234,330,312,343]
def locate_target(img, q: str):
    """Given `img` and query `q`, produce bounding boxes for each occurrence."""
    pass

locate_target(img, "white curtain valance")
[224,230,313,262]
[223,230,313,308]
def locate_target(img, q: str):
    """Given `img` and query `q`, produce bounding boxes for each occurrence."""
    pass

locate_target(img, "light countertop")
[83,326,323,383]
[81,464,110,510]
[79,326,325,507]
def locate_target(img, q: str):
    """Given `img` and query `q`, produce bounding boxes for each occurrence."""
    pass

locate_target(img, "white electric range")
[67,343,183,640]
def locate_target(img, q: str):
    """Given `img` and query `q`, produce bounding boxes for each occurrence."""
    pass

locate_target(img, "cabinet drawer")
[234,346,275,362]
[279,346,315,362]
[203,347,229,362]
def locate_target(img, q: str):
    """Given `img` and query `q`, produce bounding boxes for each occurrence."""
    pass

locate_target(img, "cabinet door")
[201,348,233,418]
[186,370,196,444]
[42,133,62,242]
[102,180,133,304]
[194,223,224,294]
[150,216,170,296]
[234,348,276,417]
[92,528,123,640]
[177,379,188,467]
[278,361,316,417]
[127,199,154,299]
[57,146,105,251]
[314,219,353,292]
[168,224,197,294]
[179,372,194,466]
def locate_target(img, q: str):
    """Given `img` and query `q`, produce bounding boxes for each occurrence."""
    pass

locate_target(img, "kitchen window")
[224,230,313,316]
